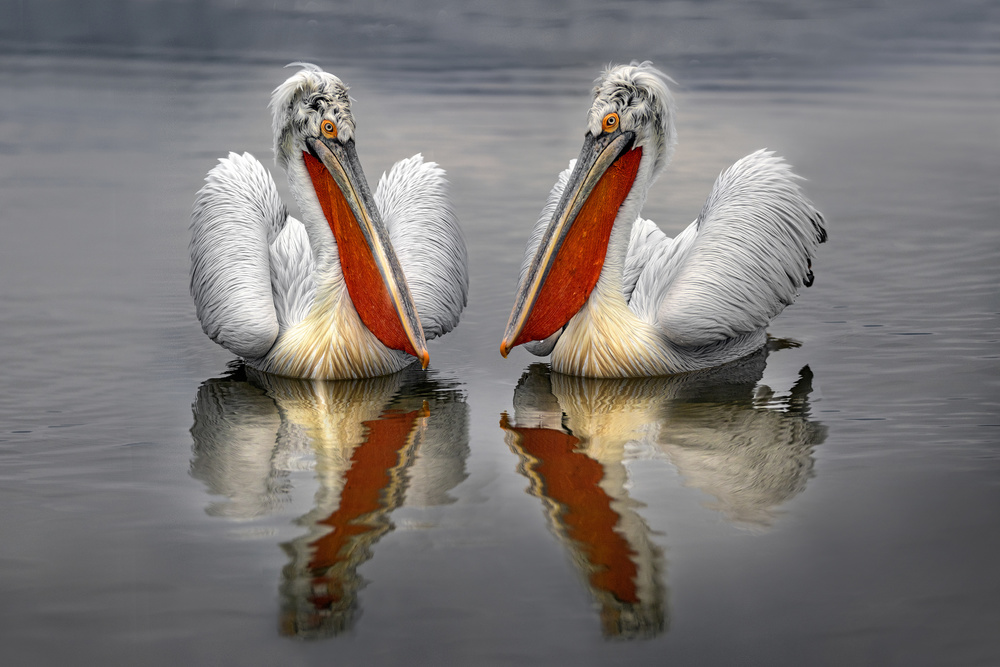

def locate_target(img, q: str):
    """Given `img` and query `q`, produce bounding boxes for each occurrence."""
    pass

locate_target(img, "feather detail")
[190,152,286,359]
[254,276,412,380]
[376,154,468,340]
[622,217,669,305]
[649,150,825,347]
[268,216,316,331]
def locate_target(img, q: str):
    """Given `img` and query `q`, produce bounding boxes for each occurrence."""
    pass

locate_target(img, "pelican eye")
[602,112,620,133]
[321,120,338,139]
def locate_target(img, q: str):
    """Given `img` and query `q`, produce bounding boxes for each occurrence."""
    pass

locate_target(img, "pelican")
[191,64,468,379]
[501,62,827,377]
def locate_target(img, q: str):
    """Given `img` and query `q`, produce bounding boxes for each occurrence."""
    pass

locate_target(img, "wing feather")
[622,216,671,304]
[268,215,316,331]
[375,154,468,340]
[190,152,287,359]
[634,150,826,347]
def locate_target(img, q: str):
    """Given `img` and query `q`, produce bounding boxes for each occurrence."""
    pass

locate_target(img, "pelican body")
[191,64,468,379]
[501,62,826,377]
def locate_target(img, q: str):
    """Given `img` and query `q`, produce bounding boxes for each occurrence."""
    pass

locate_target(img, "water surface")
[1,3,998,665]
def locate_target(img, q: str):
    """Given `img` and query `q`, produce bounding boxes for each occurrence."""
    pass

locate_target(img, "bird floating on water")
[501,61,826,378]
[190,64,468,379]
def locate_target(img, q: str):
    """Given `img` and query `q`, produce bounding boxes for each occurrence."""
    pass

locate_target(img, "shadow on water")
[189,363,469,639]
[500,343,826,639]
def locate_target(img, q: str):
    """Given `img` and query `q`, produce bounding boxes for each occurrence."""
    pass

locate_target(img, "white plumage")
[190,64,468,379]
[502,61,826,377]
[376,154,468,340]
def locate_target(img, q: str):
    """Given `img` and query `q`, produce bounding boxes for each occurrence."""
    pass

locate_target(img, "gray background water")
[1,1,998,665]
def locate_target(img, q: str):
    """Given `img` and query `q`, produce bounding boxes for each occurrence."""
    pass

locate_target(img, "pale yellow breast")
[550,283,679,378]
[253,283,411,380]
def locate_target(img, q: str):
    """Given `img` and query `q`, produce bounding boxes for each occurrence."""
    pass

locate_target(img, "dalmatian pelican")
[501,61,827,377]
[190,64,468,379]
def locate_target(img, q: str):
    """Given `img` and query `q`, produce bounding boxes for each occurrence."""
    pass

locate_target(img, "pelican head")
[586,61,676,182]
[501,62,677,357]
[270,63,356,169]
[269,64,429,369]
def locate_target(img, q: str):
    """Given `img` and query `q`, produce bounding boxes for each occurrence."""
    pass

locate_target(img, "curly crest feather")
[269,64,355,169]
[588,61,677,179]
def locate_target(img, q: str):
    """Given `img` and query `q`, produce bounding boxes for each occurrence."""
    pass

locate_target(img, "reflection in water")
[190,363,469,638]
[501,346,826,638]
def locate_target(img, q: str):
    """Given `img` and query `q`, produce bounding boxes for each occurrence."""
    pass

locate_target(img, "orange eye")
[321,120,338,139]
[602,112,620,133]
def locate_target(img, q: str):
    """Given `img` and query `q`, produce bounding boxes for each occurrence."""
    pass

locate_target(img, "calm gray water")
[1,2,998,665]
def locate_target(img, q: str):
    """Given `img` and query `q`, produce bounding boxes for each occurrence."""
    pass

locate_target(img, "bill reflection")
[500,345,826,639]
[190,364,469,638]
